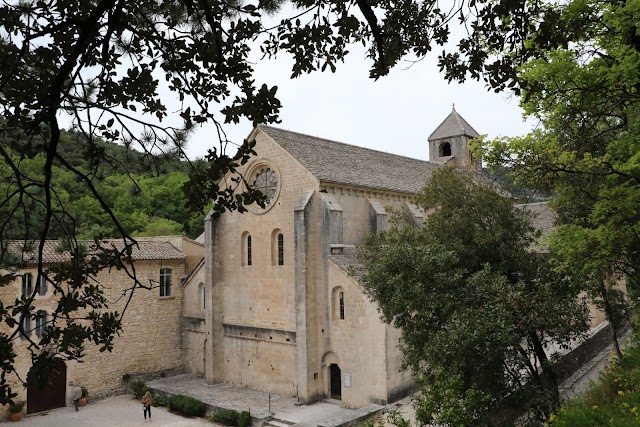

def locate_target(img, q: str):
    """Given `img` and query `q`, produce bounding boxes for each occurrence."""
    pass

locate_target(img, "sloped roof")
[8,240,186,265]
[518,202,556,237]
[258,125,440,194]
[329,247,365,282]
[428,107,480,141]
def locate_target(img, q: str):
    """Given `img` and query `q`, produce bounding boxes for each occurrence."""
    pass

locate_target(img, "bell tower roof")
[428,105,480,141]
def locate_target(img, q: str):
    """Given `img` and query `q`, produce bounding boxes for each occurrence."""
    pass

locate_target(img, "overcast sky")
[184,43,537,161]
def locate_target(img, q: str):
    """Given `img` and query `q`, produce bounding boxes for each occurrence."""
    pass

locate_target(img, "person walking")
[70,383,82,411]
[141,390,152,420]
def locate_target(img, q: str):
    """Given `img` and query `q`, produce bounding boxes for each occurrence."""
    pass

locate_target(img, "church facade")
[201,108,480,407]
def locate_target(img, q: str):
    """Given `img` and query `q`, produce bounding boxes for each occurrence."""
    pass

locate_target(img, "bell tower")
[428,105,481,171]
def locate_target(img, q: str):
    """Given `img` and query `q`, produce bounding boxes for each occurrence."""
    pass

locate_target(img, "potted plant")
[8,400,25,422]
[79,386,88,407]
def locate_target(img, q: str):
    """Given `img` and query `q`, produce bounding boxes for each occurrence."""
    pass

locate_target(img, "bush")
[549,334,640,426]
[130,379,148,399]
[238,410,252,427]
[8,401,25,413]
[81,386,88,398]
[152,394,167,407]
[210,408,240,426]
[168,394,207,417]
[122,373,131,382]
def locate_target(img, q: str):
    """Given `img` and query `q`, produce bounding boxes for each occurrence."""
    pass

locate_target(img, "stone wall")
[207,129,320,394]
[325,262,388,407]
[1,257,186,411]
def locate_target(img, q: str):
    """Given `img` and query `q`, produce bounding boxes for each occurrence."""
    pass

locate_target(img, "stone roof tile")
[258,126,440,194]
[428,107,480,141]
[8,240,186,265]
[329,247,365,282]
[517,202,556,237]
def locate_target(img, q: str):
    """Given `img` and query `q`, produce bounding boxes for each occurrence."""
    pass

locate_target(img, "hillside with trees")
[1,128,208,239]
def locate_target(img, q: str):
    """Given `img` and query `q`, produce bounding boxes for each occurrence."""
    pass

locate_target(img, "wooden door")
[27,359,67,414]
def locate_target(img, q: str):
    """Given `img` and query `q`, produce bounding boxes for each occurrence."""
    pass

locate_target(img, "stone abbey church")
[196,108,482,406]
[3,109,517,415]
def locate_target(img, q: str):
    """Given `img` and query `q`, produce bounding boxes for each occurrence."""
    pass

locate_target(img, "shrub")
[81,386,88,398]
[152,394,167,407]
[122,373,131,382]
[130,379,148,399]
[210,408,240,426]
[168,394,207,417]
[238,410,252,427]
[549,334,640,426]
[8,401,25,413]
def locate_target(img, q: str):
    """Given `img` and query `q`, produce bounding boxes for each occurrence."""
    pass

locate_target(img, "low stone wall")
[553,321,629,384]
[316,404,385,427]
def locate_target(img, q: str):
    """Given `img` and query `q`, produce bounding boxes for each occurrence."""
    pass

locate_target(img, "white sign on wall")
[344,374,351,388]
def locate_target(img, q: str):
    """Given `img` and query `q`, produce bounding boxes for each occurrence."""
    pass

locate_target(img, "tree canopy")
[1,0,635,409]
[358,168,589,426]
[476,0,640,358]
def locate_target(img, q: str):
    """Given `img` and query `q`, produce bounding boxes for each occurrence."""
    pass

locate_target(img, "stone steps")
[264,417,297,427]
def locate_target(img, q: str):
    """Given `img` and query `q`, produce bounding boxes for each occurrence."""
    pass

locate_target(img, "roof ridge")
[259,125,433,164]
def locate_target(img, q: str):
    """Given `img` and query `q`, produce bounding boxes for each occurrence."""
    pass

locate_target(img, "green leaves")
[358,168,588,424]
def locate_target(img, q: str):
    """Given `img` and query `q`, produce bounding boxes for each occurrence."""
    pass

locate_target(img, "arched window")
[271,229,284,266]
[241,232,252,266]
[439,142,452,157]
[21,273,33,297]
[277,233,284,266]
[332,287,345,320]
[160,268,172,297]
[198,283,206,310]
[247,235,252,266]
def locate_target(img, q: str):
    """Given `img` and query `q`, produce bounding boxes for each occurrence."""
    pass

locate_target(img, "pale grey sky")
[185,44,536,161]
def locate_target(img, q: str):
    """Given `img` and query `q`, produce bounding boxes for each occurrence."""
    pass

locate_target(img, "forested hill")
[2,128,207,239]
[35,128,191,175]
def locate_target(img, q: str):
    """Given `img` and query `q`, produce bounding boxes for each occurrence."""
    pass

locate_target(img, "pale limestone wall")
[324,262,388,407]
[208,128,320,395]
[1,257,185,409]
[204,127,419,405]
[302,191,326,402]
[183,262,206,318]
[183,262,206,376]
[322,191,413,245]
[223,335,297,395]
[385,325,414,401]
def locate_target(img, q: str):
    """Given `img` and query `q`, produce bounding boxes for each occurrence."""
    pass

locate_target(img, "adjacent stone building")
[0,236,203,415]
[201,108,482,407]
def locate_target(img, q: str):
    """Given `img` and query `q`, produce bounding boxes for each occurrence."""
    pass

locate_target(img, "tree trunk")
[600,281,624,360]
[529,331,560,417]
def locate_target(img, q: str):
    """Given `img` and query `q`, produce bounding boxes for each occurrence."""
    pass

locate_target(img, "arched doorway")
[27,358,67,414]
[329,363,341,400]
